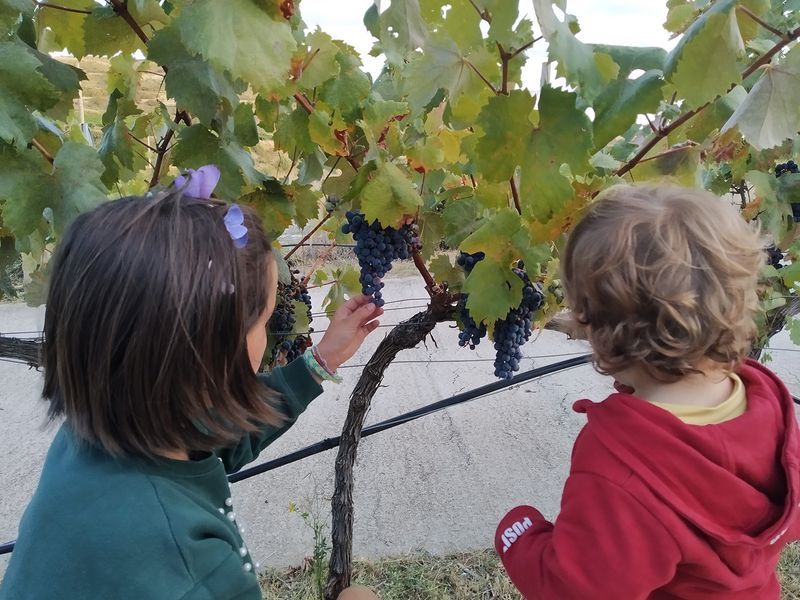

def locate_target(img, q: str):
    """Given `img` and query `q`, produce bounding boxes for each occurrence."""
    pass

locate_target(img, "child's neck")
[616,365,734,408]
[158,449,191,461]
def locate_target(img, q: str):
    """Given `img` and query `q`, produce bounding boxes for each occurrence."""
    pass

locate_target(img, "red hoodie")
[495,359,800,599]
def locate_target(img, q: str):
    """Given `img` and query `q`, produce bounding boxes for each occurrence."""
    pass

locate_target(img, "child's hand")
[315,295,383,372]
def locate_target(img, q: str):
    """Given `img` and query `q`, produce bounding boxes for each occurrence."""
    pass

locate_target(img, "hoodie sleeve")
[495,472,682,599]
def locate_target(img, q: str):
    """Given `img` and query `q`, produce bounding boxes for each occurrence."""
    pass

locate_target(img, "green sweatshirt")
[0,359,323,600]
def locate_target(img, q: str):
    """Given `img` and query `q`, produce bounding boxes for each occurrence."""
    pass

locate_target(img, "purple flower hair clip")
[223,204,248,249]
[173,164,221,198]
[173,164,247,249]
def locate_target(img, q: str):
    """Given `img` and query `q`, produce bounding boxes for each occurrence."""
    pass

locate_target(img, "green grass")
[261,545,800,600]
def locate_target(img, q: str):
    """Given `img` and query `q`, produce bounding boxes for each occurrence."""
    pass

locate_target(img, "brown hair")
[562,185,764,381]
[43,189,281,457]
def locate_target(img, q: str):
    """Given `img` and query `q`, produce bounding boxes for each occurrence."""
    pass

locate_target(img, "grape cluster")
[775,160,798,178]
[324,195,340,214]
[455,252,487,349]
[493,265,544,380]
[766,245,784,270]
[342,210,418,306]
[268,276,314,365]
[776,160,800,223]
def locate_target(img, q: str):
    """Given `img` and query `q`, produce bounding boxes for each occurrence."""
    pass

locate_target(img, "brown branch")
[127,132,158,153]
[498,43,510,95]
[644,114,660,135]
[412,250,436,294]
[0,336,42,368]
[107,0,149,45]
[30,138,54,164]
[616,26,800,179]
[301,243,337,287]
[465,59,498,95]
[750,296,800,359]
[285,213,332,260]
[637,143,697,164]
[34,1,92,14]
[293,91,315,114]
[509,37,541,60]
[509,176,522,214]
[325,298,454,600]
[283,147,298,184]
[321,156,342,187]
[307,279,337,290]
[466,0,490,22]
[737,6,790,41]
[149,110,189,188]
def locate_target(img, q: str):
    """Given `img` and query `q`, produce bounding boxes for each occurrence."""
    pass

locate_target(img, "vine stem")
[616,26,800,178]
[465,59,498,95]
[33,1,92,14]
[107,0,149,45]
[301,242,337,287]
[284,213,332,260]
[737,6,789,40]
[127,132,158,153]
[30,138,54,164]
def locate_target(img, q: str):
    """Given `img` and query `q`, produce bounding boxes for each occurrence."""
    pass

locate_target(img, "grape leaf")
[789,318,800,346]
[460,208,522,263]
[83,6,146,57]
[463,258,523,324]
[234,103,259,147]
[589,44,667,77]
[175,0,296,95]
[308,105,348,156]
[317,47,371,120]
[721,46,800,150]
[664,2,701,35]
[362,100,409,139]
[240,179,294,238]
[442,197,482,247]
[474,89,535,182]
[375,0,428,65]
[359,161,422,226]
[286,183,320,229]
[274,107,316,156]
[475,87,592,221]
[148,25,240,127]
[255,96,279,133]
[665,0,744,108]
[297,29,341,90]
[420,0,482,52]
[532,0,618,102]
[98,119,136,186]
[404,35,493,112]
[629,142,702,188]
[173,125,262,199]
[0,142,107,237]
[0,0,30,36]
[36,0,94,57]
[428,253,464,289]
[593,70,664,149]
[0,41,60,147]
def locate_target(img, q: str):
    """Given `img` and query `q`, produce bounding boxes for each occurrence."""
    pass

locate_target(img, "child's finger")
[349,301,378,324]
[361,320,380,335]
[339,294,372,316]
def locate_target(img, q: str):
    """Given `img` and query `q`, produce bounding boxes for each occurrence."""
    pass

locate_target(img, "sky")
[300,0,678,84]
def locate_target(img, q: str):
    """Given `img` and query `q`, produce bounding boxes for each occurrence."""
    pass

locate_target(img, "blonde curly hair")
[562,185,764,381]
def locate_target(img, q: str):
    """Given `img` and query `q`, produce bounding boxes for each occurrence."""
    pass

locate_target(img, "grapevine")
[341,211,417,307]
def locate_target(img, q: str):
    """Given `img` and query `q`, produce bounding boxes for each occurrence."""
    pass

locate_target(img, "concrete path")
[1,279,797,575]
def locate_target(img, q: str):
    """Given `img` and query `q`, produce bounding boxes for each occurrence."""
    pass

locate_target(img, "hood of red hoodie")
[573,359,800,550]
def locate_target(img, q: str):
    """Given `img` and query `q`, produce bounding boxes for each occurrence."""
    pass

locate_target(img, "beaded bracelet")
[303,347,343,384]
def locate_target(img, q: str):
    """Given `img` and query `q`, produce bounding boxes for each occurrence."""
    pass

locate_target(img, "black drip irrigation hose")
[228,354,591,483]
